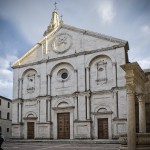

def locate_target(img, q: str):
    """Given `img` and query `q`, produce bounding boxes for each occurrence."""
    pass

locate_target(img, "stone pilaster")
[137,94,146,133]
[47,74,52,95]
[86,94,90,120]
[74,95,78,120]
[19,78,23,99]
[74,70,78,92]
[86,67,90,91]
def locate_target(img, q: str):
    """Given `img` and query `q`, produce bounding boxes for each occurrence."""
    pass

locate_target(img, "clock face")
[51,34,72,53]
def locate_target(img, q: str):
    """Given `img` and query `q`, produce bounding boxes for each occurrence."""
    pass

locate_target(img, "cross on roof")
[54,2,57,10]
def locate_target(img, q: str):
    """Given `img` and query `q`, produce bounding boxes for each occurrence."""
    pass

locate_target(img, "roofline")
[61,23,129,48]
[0,95,12,102]
[12,23,129,68]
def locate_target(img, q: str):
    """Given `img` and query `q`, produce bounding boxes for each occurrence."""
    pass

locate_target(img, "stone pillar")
[18,102,22,123]
[19,78,23,98]
[46,37,48,54]
[74,96,78,120]
[49,98,52,122]
[112,62,117,87]
[37,75,41,96]
[49,75,52,95]
[127,84,136,150]
[47,75,50,95]
[37,100,40,122]
[137,94,146,133]
[113,91,118,118]
[86,95,90,120]
[86,67,90,91]
[74,70,78,92]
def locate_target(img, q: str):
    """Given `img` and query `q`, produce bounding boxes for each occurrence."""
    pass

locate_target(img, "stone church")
[11,8,149,141]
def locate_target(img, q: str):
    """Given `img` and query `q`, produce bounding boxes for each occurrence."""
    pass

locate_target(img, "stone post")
[127,84,136,150]
[137,94,146,133]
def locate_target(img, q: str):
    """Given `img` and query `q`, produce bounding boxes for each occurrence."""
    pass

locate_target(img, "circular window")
[57,69,69,81]
[61,72,68,79]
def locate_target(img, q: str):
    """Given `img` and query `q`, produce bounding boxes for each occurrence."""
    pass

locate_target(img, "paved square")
[2,142,120,150]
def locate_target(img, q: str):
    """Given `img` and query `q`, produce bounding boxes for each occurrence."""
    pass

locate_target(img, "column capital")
[126,83,136,94]
[18,78,23,81]
[112,62,117,66]
[47,74,52,77]
[136,94,145,102]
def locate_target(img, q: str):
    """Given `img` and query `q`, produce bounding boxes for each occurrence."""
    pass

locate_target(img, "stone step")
[6,139,120,144]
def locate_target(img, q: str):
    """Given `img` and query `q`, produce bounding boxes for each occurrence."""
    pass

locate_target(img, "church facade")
[12,9,129,140]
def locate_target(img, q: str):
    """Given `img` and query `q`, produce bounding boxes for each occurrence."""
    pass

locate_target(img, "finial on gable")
[43,2,60,36]
[60,14,64,24]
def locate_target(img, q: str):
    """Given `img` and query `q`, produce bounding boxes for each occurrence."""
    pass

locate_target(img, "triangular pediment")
[12,24,129,68]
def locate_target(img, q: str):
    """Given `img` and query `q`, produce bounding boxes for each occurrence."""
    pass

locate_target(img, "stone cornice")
[12,44,125,69]
[52,106,75,110]
[61,24,129,47]
[12,86,126,102]
[121,62,148,84]
[12,23,129,68]
[91,86,126,95]
[74,120,92,123]
[23,117,38,120]
[91,111,113,115]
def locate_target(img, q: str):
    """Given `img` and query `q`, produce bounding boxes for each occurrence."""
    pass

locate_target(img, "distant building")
[0,95,12,139]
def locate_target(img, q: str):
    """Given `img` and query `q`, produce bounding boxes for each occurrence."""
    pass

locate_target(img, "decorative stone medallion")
[51,33,72,53]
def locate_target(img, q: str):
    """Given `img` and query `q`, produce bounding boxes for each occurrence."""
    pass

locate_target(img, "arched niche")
[54,98,73,108]
[94,105,112,114]
[49,62,76,95]
[24,111,37,119]
[22,68,39,94]
[89,55,113,87]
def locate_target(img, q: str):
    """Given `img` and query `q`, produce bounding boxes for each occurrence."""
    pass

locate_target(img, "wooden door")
[98,118,108,139]
[27,122,34,139]
[57,113,70,139]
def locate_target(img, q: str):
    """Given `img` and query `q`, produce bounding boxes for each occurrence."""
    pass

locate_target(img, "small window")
[0,111,1,119]
[0,126,1,132]
[0,99,1,105]
[7,128,9,132]
[57,69,69,81]
[8,102,10,108]
[61,72,68,79]
[7,112,10,120]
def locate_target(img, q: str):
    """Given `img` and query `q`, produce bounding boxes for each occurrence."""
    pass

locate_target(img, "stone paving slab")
[2,142,120,150]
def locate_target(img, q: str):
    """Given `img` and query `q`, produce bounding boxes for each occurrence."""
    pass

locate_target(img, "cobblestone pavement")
[2,142,120,150]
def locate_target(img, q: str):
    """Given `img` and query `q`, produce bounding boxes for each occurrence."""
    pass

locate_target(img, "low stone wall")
[119,133,150,150]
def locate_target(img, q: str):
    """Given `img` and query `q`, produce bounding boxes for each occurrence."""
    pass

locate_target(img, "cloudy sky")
[0,0,150,99]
